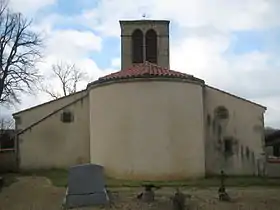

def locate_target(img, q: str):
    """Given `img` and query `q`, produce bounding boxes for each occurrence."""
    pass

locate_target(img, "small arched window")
[145,29,157,64]
[132,29,144,63]
[214,106,229,120]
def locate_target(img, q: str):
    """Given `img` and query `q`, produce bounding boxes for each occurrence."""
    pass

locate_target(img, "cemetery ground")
[1,170,280,209]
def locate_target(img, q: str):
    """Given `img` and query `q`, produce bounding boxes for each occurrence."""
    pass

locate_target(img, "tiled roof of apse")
[88,61,204,86]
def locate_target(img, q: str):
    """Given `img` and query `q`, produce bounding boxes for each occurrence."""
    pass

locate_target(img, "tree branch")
[0,3,43,105]
[41,61,88,99]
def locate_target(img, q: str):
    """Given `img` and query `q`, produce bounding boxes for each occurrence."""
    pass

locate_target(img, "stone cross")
[137,184,157,202]
[172,188,186,210]
[218,170,231,201]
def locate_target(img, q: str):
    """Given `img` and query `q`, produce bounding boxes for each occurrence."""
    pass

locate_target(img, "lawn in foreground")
[1,176,280,210]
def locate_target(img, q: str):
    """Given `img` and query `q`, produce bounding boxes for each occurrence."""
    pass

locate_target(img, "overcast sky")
[1,0,280,128]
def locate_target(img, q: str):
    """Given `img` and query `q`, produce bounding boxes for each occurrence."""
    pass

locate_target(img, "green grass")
[11,169,280,188]
[106,176,280,188]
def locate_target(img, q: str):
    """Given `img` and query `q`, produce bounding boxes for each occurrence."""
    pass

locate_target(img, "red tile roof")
[89,61,204,86]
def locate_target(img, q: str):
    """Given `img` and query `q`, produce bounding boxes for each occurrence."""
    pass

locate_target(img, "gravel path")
[0,176,280,210]
[0,176,64,210]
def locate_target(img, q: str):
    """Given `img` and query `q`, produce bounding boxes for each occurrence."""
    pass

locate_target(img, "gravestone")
[62,164,109,209]
[172,189,185,210]
[0,176,3,192]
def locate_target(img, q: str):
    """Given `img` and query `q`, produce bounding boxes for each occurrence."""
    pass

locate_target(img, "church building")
[13,19,267,180]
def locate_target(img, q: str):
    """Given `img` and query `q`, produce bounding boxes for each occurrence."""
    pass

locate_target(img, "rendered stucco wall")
[204,86,265,176]
[18,96,90,169]
[14,91,87,131]
[89,80,205,180]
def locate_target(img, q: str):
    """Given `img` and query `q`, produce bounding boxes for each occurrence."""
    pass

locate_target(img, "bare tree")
[41,61,87,99]
[0,114,14,150]
[0,0,42,105]
[0,0,8,16]
[0,115,14,131]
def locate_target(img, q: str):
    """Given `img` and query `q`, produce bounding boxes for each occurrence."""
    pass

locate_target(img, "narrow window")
[224,138,233,154]
[132,29,144,63]
[145,29,157,64]
[246,146,250,159]
[207,114,211,126]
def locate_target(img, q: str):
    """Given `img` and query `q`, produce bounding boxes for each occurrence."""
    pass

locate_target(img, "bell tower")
[119,20,170,70]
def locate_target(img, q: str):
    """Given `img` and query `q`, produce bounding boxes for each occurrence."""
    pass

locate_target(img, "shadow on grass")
[20,168,68,187]
[1,173,18,187]
[11,169,280,189]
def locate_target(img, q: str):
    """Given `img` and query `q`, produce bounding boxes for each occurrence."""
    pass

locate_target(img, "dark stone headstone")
[218,186,230,201]
[63,164,109,209]
[218,170,231,202]
[172,188,186,210]
[0,176,3,192]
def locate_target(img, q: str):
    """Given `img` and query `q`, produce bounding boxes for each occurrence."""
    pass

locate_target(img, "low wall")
[266,158,280,178]
[0,149,18,173]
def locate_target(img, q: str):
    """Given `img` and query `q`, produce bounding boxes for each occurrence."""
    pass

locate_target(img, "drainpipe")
[261,112,266,177]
